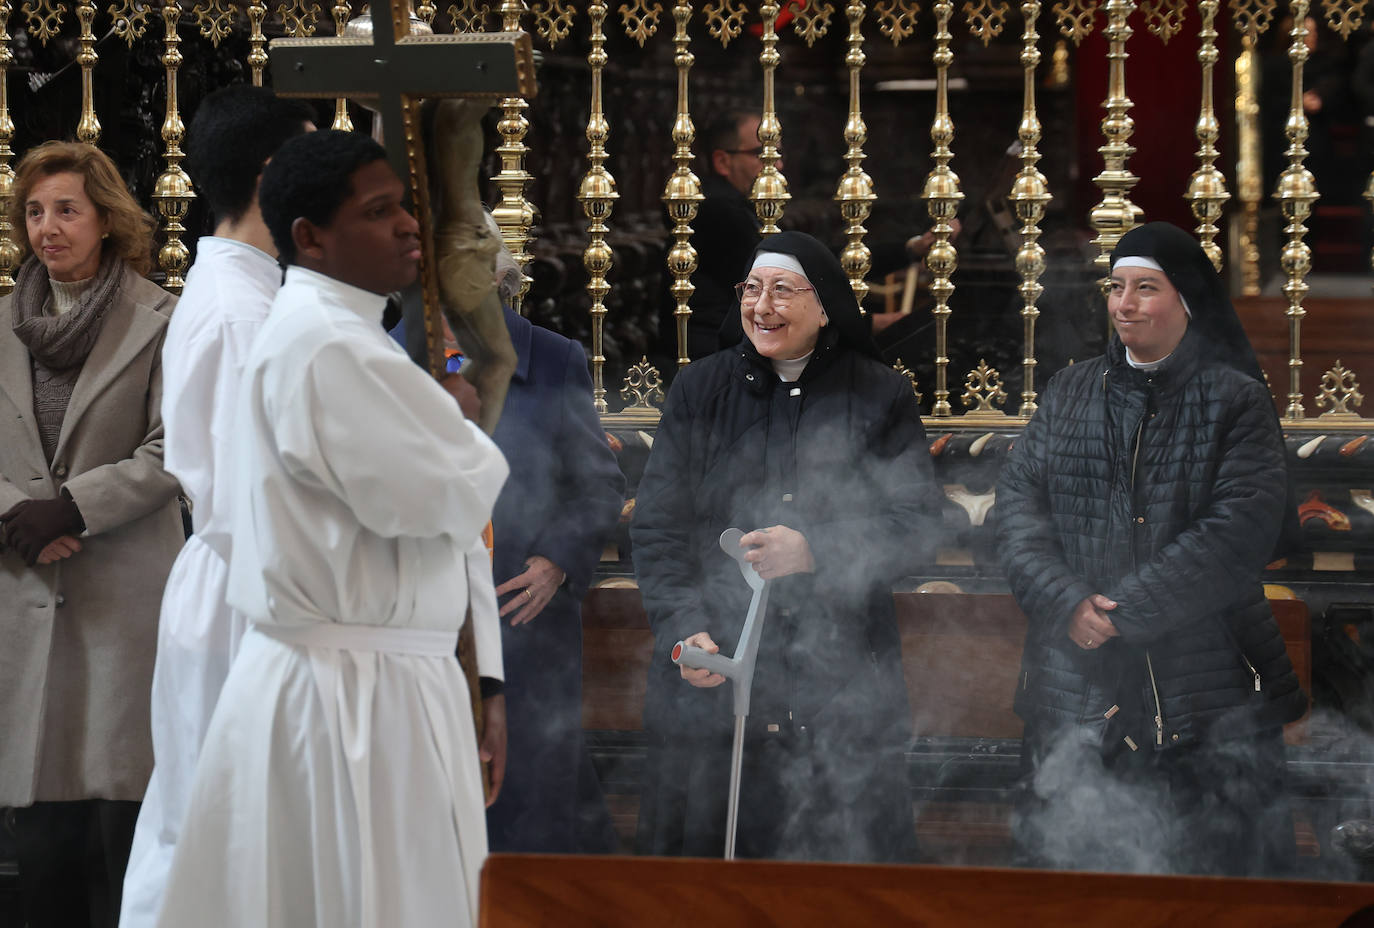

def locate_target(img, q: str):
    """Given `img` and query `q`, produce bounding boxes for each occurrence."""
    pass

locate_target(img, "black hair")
[700,110,755,158]
[185,85,315,225]
[259,130,388,265]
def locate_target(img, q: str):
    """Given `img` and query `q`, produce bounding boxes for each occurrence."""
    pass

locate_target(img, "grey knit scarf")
[11,251,123,462]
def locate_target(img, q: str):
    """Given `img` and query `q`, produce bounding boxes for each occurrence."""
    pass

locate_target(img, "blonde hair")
[10,141,157,276]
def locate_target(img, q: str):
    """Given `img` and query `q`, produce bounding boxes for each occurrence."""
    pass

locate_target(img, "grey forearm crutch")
[670,527,771,860]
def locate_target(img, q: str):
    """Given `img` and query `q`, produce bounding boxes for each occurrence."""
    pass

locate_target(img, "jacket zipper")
[1242,651,1261,692]
[1145,649,1165,746]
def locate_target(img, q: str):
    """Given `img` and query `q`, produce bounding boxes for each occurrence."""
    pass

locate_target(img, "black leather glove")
[0,492,85,567]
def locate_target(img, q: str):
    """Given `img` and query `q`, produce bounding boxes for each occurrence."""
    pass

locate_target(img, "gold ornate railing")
[0,0,1370,431]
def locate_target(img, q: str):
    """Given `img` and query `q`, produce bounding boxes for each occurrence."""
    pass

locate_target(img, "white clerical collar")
[771,351,813,382]
[1126,349,1170,371]
[286,265,388,322]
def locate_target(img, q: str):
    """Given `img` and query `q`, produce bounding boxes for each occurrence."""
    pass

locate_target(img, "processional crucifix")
[268,2,537,758]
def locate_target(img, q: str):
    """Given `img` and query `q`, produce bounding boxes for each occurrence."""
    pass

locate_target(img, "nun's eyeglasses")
[735,280,815,307]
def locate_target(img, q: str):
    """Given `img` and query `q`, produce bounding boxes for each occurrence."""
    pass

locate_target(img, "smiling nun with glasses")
[631,230,940,862]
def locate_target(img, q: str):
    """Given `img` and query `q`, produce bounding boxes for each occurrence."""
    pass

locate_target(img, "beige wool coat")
[0,261,183,805]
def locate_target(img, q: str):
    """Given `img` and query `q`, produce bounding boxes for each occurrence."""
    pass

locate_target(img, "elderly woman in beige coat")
[0,141,182,928]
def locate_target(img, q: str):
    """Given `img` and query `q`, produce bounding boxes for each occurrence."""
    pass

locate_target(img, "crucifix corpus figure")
[151,8,536,928]
[273,0,533,774]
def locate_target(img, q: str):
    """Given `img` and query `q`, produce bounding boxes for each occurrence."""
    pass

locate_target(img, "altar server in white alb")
[120,85,314,928]
[154,130,509,928]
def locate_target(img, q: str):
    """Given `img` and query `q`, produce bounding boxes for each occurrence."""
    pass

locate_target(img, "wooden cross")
[269,4,535,213]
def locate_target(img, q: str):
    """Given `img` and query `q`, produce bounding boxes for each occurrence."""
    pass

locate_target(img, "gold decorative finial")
[1188,0,1229,270]
[579,0,620,412]
[964,0,1010,44]
[961,360,1010,418]
[192,0,239,45]
[752,1,791,234]
[620,357,665,412]
[924,0,964,417]
[531,0,574,44]
[874,0,920,44]
[1051,0,1097,42]
[791,0,835,45]
[1140,0,1184,42]
[893,361,923,403]
[108,0,150,46]
[21,0,62,44]
[1321,0,1366,38]
[704,0,747,45]
[1230,0,1277,40]
[835,0,875,305]
[662,0,702,370]
[154,0,195,293]
[1276,2,1320,420]
[448,0,492,30]
[1011,0,1050,416]
[276,0,322,35]
[1088,0,1142,274]
[618,0,662,45]
[1316,362,1366,420]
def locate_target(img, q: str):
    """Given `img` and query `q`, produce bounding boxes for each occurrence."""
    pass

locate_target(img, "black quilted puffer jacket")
[996,329,1307,751]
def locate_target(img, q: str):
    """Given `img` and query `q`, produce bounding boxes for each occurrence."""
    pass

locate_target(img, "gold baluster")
[1230,0,1274,296]
[579,1,617,411]
[661,0,701,370]
[154,0,194,293]
[924,0,964,417]
[1187,0,1228,270]
[752,1,789,234]
[835,1,874,306]
[76,0,100,142]
[1276,1,1319,421]
[1011,0,1050,417]
[0,0,18,294]
[1088,0,1141,273]
[248,0,269,85]
[331,0,354,130]
[491,0,535,311]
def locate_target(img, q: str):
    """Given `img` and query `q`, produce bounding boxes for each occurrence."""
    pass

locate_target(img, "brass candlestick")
[835,0,875,306]
[1088,0,1141,273]
[491,0,535,311]
[248,0,269,84]
[1275,1,1319,421]
[662,0,702,370]
[751,1,790,234]
[578,0,618,411]
[331,0,354,130]
[0,0,18,293]
[923,0,964,417]
[1011,0,1050,416]
[153,0,194,293]
[76,0,100,142]
[1187,0,1228,270]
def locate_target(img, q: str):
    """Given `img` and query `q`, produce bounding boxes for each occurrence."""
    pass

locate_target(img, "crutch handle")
[671,641,737,679]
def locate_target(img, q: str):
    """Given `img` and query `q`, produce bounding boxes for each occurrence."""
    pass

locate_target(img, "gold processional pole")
[492,0,535,311]
[835,0,874,306]
[153,0,194,293]
[0,0,18,294]
[578,0,617,413]
[330,0,355,130]
[662,0,701,371]
[1187,0,1229,271]
[1088,0,1140,273]
[76,0,100,142]
[248,0,269,84]
[1230,0,1273,297]
[923,0,964,417]
[1011,0,1049,417]
[752,1,789,234]
[1276,1,1319,421]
